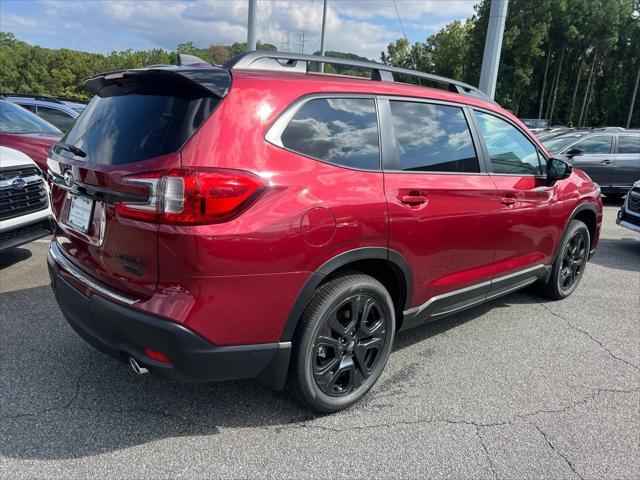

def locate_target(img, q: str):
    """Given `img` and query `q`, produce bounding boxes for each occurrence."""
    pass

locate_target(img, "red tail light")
[115,169,267,225]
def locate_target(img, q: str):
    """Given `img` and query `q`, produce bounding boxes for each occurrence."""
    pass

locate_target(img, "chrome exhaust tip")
[129,356,149,375]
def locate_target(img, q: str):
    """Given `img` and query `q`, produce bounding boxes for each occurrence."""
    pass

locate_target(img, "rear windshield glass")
[0,100,61,134]
[60,94,218,165]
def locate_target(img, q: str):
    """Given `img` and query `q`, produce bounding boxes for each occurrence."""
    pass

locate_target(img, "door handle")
[500,195,517,206]
[400,194,428,206]
[601,159,613,164]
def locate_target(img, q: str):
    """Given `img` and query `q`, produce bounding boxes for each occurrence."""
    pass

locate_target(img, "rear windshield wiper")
[54,142,87,158]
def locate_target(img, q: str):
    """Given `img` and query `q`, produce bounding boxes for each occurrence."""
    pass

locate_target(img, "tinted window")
[542,134,588,154]
[61,94,218,165]
[37,106,75,132]
[0,101,61,134]
[617,135,640,154]
[20,104,37,113]
[390,101,479,172]
[280,98,380,170]
[569,136,612,154]
[473,111,543,175]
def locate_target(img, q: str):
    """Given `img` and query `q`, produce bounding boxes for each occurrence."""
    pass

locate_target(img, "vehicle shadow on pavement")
[2,222,637,461]
[0,282,503,461]
[0,247,32,270]
[590,237,640,271]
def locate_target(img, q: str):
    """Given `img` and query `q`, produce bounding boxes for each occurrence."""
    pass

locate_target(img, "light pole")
[247,0,257,51]
[625,9,640,128]
[479,0,509,99]
[319,0,328,72]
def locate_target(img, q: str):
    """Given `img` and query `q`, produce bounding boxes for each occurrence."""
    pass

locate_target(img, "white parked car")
[0,146,52,251]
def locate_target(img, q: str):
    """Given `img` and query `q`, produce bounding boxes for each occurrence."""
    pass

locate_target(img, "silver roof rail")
[225,51,494,103]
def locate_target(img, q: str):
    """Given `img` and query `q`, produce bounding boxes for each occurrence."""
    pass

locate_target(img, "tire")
[540,219,590,300]
[288,274,395,413]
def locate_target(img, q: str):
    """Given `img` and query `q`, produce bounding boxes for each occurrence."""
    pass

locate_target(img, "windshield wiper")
[54,142,87,158]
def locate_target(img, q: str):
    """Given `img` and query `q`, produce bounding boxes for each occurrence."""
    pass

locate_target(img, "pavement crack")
[476,426,499,480]
[0,356,93,421]
[530,423,584,480]
[271,387,639,437]
[534,296,640,373]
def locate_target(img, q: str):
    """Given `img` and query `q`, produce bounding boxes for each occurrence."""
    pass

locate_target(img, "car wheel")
[288,274,395,412]
[540,219,590,300]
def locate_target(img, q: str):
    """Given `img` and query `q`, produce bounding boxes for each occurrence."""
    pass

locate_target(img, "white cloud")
[1,0,476,59]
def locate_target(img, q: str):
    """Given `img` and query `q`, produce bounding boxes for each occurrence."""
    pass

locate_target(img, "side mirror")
[547,157,573,183]
[565,148,583,157]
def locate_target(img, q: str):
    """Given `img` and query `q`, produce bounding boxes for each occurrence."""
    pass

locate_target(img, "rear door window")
[36,106,75,132]
[280,97,380,170]
[473,110,543,175]
[61,94,219,165]
[389,101,479,172]
[617,135,640,154]
[568,136,613,154]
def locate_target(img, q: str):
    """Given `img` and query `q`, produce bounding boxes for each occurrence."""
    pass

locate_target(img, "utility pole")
[319,0,328,73]
[281,32,290,52]
[479,0,509,99]
[247,0,257,51]
[292,32,305,54]
[626,60,640,128]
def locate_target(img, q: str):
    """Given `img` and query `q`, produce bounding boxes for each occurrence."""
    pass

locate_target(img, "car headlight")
[633,180,640,189]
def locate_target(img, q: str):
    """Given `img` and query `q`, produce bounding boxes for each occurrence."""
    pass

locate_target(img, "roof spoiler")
[84,65,230,99]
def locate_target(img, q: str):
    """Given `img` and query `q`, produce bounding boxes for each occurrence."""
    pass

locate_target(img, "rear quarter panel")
[153,75,388,344]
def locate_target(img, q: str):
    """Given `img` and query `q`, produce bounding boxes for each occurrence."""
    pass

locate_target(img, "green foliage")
[381,0,640,127]
[309,50,371,77]
[0,34,277,101]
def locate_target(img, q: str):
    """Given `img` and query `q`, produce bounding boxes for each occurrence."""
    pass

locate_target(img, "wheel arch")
[280,248,413,341]
[569,202,598,247]
[547,201,598,278]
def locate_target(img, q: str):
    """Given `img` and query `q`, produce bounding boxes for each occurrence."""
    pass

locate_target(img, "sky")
[0,0,478,60]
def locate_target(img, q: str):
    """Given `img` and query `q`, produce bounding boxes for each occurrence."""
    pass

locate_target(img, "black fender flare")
[545,201,599,282]
[280,247,413,342]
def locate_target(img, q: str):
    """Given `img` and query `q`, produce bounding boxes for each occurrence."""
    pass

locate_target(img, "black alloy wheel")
[289,274,395,412]
[312,294,387,396]
[540,219,591,300]
[558,229,588,293]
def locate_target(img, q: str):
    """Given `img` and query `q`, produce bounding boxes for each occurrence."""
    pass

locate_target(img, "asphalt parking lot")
[1,200,638,479]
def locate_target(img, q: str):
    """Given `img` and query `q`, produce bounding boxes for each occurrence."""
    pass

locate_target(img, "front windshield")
[0,101,61,134]
[542,134,587,154]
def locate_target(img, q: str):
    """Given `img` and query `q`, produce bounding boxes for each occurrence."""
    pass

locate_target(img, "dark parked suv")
[47,52,602,412]
[543,129,640,198]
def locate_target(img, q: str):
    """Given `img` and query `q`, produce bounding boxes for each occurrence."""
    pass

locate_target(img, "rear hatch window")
[49,66,230,298]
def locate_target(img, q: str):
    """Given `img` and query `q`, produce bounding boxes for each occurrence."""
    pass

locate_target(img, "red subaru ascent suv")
[47,52,602,412]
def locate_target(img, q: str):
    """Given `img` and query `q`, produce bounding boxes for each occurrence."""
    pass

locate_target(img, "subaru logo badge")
[11,177,26,189]
[63,171,74,188]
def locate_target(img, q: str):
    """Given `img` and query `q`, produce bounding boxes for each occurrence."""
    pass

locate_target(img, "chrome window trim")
[558,134,614,155]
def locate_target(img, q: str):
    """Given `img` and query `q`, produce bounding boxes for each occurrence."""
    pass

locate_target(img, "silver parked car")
[2,94,85,132]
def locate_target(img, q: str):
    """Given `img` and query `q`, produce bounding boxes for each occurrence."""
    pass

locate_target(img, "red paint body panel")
[0,131,61,171]
[47,68,603,349]
[384,173,501,304]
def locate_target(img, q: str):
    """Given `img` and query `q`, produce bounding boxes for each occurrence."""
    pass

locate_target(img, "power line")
[391,0,419,75]
[392,0,408,42]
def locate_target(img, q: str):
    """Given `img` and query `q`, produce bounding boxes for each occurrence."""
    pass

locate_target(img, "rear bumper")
[47,247,291,388]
